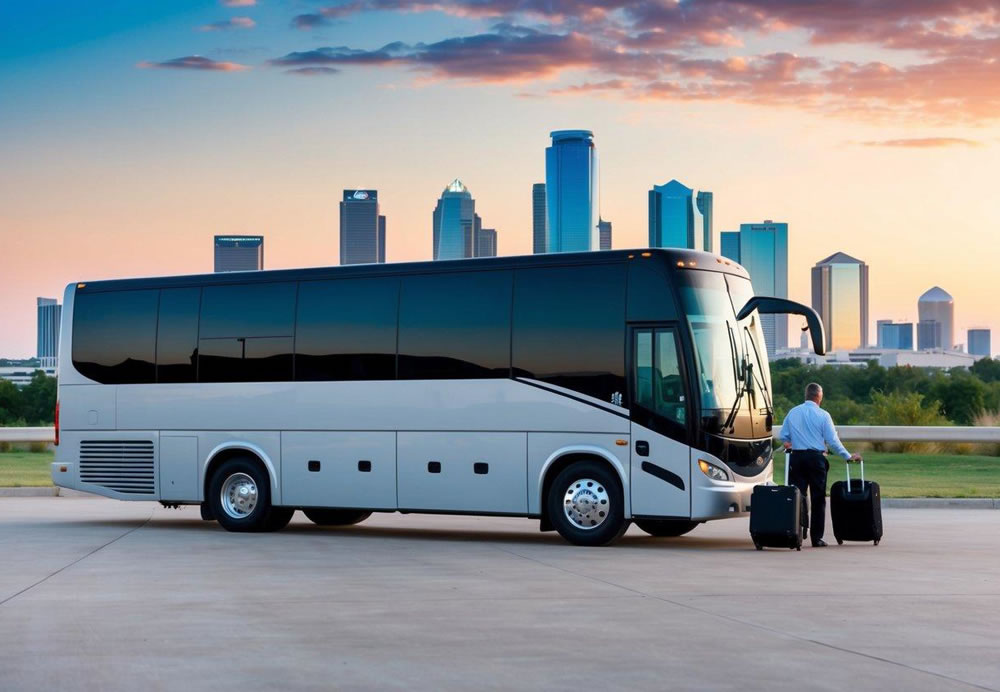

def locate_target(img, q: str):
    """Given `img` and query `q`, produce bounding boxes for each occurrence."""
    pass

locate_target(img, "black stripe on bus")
[641,461,685,491]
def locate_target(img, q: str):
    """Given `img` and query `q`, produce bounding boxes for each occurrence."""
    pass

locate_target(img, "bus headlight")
[698,459,729,481]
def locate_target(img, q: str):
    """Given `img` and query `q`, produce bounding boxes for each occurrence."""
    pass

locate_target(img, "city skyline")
[2,2,999,356]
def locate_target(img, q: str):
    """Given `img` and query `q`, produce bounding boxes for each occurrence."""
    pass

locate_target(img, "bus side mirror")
[736,297,826,356]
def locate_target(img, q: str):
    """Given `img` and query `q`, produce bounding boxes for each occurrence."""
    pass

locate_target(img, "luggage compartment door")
[281,432,396,509]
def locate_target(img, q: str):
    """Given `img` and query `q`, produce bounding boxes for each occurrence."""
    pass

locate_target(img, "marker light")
[641,252,652,257]
[676,261,685,267]
[698,459,729,481]
[77,283,86,289]
[615,439,628,446]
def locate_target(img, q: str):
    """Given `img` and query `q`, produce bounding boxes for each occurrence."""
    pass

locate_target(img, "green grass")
[773,451,1000,498]
[2,450,998,497]
[0,451,54,487]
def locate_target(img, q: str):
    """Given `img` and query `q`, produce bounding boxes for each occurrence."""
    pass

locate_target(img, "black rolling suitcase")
[749,456,806,551]
[830,458,882,546]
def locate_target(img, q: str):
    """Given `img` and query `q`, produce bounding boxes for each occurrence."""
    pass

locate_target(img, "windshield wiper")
[722,322,746,433]
[743,325,773,417]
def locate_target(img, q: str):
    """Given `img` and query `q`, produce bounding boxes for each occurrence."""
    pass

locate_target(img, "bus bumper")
[690,459,772,521]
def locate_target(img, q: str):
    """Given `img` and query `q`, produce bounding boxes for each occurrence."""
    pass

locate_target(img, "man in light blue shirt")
[779,382,861,547]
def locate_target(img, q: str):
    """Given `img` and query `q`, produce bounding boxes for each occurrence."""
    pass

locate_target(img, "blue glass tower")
[968,329,991,357]
[432,179,476,260]
[545,130,598,252]
[877,320,914,350]
[720,221,789,354]
[648,180,705,250]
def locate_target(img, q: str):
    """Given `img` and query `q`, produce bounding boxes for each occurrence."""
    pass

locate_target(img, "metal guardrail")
[3,426,1000,445]
[0,427,56,443]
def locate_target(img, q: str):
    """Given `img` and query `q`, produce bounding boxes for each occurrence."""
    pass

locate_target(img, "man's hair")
[805,382,823,401]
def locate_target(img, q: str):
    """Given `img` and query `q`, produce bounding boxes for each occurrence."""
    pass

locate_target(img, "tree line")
[770,358,1000,426]
[0,372,57,426]
[4,358,1000,428]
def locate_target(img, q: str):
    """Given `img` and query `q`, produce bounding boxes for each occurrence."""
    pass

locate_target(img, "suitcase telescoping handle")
[845,456,865,491]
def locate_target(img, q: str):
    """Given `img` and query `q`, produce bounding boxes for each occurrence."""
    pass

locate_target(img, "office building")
[648,180,706,250]
[812,252,869,351]
[532,183,546,254]
[378,215,386,263]
[340,189,384,265]
[36,298,61,369]
[917,320,942,351]
[696,190,713,253]
[876,320,914,350]
[214,235,263,272]
[478,228,497,257]
[433,179,478,260]
[719,221,788,354]
[545,130,599,252]
[917,286,954,350]
[968,329,991,357]
[720,231,740,262]
[598,218,612,251]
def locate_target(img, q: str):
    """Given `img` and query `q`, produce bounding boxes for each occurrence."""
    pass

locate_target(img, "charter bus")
[53,248,824,546]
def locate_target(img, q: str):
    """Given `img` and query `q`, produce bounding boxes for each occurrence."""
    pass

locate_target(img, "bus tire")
[634,519,699,537]
[302,509,372,526]
[208,456,287,533]
[547,460,628,547]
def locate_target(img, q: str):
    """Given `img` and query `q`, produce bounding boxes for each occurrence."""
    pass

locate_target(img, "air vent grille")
[80,440,155,494]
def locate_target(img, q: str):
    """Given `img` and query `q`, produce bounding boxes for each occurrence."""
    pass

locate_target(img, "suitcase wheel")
[874,539,879,546]
[836,538,843,545]
[753,540,762,551]
[795,545,801,551]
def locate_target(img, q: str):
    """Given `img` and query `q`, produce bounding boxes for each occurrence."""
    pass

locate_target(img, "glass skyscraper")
[478,228,497,257]
[696,190,714,253]
[877,320,914,350]
[598,218,612,251]
[648,180,706,250]
[545,130,598,252]
[36,297,61,368]
[214,235,263,272]
[719,221,788,354]
[811,252,869,351]
[532,183,546,254]
[340,190,384,265]
[917,286,954,350]
[968,329,991,357]
[433,179,478,260]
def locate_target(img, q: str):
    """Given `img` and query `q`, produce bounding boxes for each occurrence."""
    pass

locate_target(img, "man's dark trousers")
[789,450,829,543]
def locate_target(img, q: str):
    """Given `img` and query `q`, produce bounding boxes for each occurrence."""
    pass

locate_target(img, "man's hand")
[783,441,792,451]
[849,453,862,462]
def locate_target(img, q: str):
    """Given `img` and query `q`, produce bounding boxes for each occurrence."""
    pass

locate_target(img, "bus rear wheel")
[634,519,700,537]
[209,457,292,533]
[303,509,372,526]
[547,460,628,547]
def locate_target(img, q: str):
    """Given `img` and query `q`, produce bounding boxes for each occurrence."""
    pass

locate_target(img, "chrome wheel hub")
[564,478,610,530]
[221,472,258,520]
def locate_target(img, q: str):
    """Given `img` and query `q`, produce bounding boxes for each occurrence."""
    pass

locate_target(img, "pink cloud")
[862,137,983,147]
[198,16,256,31]
[137,56,249,72]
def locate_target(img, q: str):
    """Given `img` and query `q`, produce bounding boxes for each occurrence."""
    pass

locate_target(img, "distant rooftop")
[550,130,594,142]
[919,286,953,303]
[442,178,470,196]
[815,251,865,266]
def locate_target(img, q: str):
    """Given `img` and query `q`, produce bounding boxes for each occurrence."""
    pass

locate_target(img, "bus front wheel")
[547,460,628,547]
[303,509,372,526]
[634,519,700,537]
[209,457,293,533]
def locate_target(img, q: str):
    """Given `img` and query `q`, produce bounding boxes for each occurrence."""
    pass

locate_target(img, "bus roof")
[72,248,749,292]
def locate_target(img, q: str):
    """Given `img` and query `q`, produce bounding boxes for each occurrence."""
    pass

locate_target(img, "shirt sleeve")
[778,411,792,445]
[822,411,851,460]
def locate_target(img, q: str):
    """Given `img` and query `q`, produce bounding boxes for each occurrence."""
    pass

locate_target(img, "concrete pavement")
[1,498,997,691]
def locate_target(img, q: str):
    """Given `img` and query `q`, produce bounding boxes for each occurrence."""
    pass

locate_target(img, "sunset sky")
[1,0,998,357]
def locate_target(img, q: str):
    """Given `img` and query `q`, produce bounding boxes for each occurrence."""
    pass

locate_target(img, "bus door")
[629,326,692,519]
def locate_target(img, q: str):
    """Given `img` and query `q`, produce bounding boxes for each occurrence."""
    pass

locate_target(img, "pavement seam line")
[491,545,997,692]
[0,514,153,610]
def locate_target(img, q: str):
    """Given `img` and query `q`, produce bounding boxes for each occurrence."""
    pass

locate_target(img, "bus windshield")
[677,270,772,436]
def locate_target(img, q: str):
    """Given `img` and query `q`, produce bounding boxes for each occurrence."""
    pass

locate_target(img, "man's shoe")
[812,539,828,547]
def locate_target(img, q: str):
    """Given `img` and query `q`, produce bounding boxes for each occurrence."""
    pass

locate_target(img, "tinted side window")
[156,287,201,383]
[199,282,296,382]
[72,289,159,384]
[295,278,399,381]
[398,271,512,379]
[513,264,626,404]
